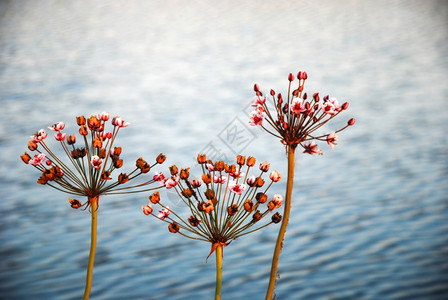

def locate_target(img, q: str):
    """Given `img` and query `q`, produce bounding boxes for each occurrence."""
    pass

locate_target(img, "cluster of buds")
[20,112,166,209]
[142,154,283,258]
[249,71,355,154]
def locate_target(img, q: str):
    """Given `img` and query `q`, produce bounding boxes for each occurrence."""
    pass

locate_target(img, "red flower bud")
[253,83,260,92]
[341,102,349,110]
[270,89,275,96]
[348,118,356,126]
[288,73,294,82]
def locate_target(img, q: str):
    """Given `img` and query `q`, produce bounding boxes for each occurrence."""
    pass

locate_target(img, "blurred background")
[1,0,447,299]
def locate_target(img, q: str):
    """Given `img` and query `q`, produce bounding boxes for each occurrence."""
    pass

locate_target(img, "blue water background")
[1,0,448,299]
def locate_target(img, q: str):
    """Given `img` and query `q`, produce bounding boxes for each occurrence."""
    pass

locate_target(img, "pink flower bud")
[348,118,356,126]
[190,177,202,188]
[269,170,282,182]
[29,153,46,166]
[48,122,65,131]
[341,102,349,110]
[98,112,110,121]
[90,155,103,169]
[55,132,66,141]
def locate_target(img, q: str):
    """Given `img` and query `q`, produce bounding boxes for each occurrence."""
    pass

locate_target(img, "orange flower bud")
[93,137,102,148]
[255,176,265,187]
[246,156,256,167]
[271,212,282,223]
[181,188,193,198]
[99,148,107,159]
[141,203,153,215]
[201,200,214,213]
[180,168,190,180]
[197,154,207,164]
[118,173,129,184]
[169,165,179,176]
[100,171,112,181]
[236,155,246,166]
[188,215,201,227]
[113,158,123,169]
[202,173,212,184]
[252,210,262,222]
[87,115,101,130]
[226,164,236,174]
[27,140,38,151]
[168,222,180,233]
[244,199,254,212]
[20,152,31,164]
[204,188,215,200]
[227,204,239,216]
[149,191,160,204]
[136,157,150,173]
[69,198,82,209]
[37,175,48,185]
[79,125,88,136]
[156,153,166,164]
[267,194,283,210]
[112,147,122,156]
[256,192,267,203]
[215,161,225,171]
[76,116,86,126]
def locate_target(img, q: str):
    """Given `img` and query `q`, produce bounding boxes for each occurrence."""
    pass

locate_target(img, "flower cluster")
[20,112,166,209]
[249,71,355,154]
[142,154,283,258]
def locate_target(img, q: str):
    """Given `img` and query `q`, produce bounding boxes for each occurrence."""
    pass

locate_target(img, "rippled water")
[1,0,448,299]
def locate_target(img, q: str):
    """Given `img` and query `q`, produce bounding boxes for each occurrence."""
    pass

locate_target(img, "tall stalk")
[82,197,98,300]
[265,145,296,299]
[215,244,223,300]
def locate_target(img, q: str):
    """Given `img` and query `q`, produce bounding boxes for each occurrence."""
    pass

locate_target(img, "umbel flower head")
[249,71,355,153]
[20,112,166,209]
[142,154,283,259]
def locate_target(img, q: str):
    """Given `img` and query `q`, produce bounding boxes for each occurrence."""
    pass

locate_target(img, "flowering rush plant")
[142,154,283,300]
[249,71,355,299]
[20,112,166,300]
[249,71,355,154]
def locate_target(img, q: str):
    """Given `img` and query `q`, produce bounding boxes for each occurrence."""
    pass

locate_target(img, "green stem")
[265,146,296,300]
[215,244,223,300]
[82,197,98,300]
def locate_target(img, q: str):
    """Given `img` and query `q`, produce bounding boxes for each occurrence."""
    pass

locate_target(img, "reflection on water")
[1,0,448,299]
